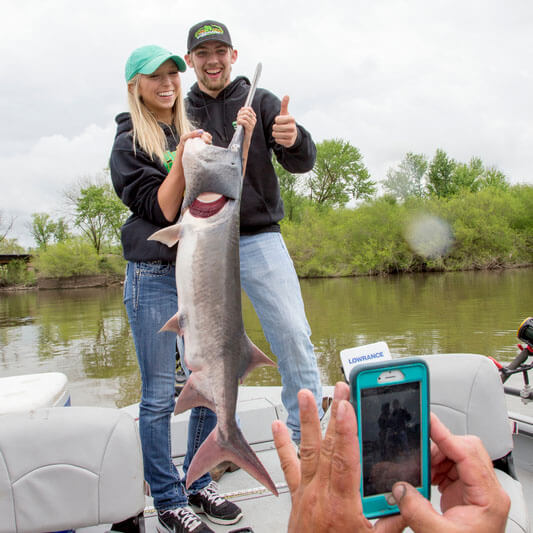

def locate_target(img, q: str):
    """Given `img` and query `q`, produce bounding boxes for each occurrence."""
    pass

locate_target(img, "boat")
[0,347,531,532]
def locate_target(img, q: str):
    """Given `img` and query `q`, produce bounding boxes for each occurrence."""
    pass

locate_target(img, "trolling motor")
[491,317,533,402]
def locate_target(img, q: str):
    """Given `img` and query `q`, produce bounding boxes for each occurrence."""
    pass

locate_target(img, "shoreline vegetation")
[1,144,532,290]
[1,185,531,290]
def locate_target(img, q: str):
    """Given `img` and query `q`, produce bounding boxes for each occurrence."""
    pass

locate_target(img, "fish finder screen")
[360,381,421,496]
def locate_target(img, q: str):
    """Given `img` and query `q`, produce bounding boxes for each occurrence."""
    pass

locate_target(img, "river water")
[0,268,531,408]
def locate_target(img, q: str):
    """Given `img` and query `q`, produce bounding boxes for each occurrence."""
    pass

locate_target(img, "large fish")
[149,65,278,496]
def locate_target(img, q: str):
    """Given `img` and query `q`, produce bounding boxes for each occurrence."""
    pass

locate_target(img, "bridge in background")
[0,254,32,265]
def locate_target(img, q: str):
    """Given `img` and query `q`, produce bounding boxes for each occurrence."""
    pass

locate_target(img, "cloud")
[2,123,115,246]
[1,0,532,248]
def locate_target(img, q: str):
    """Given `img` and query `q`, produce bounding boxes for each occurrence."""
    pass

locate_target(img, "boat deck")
[80,382,533,533]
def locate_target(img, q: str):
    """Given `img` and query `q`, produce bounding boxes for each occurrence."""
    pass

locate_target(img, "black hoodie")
[186,76,317,234]
[109,112,179,262]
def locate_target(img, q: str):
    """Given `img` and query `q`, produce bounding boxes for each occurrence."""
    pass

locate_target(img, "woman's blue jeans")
[124,261,215,510]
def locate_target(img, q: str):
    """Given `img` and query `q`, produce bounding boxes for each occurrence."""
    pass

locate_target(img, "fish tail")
[186,425,278,496]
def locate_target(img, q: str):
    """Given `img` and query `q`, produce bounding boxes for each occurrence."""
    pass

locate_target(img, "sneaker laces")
[165,507,202,529]
[198,481,225,506]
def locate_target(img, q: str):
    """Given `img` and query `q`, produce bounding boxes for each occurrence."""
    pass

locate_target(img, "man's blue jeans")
[124,261,215,511]
[240,232,323,442]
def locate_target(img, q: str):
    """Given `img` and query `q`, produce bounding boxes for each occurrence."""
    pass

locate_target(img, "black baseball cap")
[187,20,233,52]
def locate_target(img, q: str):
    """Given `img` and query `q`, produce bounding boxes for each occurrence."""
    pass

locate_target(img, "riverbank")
[282,188,533,277]
[2,185,531,287]
[1,264,531,292]
[0,274,123,292]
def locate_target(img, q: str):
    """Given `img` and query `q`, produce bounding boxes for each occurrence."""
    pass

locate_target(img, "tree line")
[0,139,531,284]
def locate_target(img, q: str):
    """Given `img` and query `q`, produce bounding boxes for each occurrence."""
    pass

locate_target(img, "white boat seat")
[0,406,145,533]
[422,353,530,533]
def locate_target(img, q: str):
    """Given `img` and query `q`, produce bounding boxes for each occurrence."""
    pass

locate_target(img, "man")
[184,20,324,443]
[273,383,511,532]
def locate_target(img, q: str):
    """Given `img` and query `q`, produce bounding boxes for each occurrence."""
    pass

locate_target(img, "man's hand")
[272,383,403,533]
[272,95,298,147]
[236,106,256,173]
[391,413,511,533]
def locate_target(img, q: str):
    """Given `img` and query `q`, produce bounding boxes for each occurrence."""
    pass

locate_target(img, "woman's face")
[137,59,181,122]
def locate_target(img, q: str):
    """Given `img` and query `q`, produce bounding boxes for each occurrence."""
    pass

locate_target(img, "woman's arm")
[157,129,212,221]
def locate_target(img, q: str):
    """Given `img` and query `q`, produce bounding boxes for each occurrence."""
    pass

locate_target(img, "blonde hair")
[127,74,192,164]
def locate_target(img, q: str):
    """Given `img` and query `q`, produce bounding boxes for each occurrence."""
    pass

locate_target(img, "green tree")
[479,167,509,191]
[307,139,375,207]
[30,213,56,248]
[451,157,484,193]
[75,183,128,254]
[35,238,100,277]
[427,149,457,198]
[383,152,428,200]
[0,238,24,254]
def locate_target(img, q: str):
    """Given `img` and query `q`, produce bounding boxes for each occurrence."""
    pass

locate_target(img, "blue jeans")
[124,261,215,511]
[240,232,323,442]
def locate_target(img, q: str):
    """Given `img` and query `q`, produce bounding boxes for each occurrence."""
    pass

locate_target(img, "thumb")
[392,482,445,532]
[280,95,290,116]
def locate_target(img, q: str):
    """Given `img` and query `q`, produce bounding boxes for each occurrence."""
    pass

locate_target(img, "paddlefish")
[149,65,278,496]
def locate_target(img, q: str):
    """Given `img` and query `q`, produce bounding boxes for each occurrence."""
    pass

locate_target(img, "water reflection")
[0,269,531,407]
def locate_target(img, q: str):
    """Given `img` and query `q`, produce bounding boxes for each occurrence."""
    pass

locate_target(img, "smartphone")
[349,358,430,519]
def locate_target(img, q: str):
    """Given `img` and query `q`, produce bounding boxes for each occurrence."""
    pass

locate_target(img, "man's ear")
[184,53,193,68]
[231,48,238,65]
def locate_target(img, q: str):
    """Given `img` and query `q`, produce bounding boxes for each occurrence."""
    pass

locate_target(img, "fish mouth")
[189,193,228,218]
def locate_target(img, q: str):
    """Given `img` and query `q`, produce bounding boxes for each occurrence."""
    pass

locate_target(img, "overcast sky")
[2,0,532,247]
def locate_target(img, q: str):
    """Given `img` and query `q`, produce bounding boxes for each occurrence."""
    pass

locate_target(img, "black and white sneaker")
[157,506,214,533]
[188,481,243,525]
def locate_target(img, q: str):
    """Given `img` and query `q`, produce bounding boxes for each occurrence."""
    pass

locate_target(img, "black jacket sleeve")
[109,133,175,228]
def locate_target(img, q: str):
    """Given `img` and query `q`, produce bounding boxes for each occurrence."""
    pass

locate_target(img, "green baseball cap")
[125,45,186,81]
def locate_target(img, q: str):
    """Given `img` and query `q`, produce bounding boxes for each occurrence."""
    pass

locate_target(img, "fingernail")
[392,483,406,502]
[299,391,311,411]
[337,400,347,421]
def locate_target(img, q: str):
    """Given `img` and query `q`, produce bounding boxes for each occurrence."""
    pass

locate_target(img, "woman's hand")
[159,129,212,222]
[176,129,212,157]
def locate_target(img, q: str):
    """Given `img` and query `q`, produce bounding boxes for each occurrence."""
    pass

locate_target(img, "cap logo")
[195,24,224,40]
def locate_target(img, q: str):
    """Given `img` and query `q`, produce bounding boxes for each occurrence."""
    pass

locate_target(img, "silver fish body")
[149,137,278,495]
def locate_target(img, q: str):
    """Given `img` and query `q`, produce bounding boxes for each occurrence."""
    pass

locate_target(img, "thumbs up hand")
[273,95,298,148]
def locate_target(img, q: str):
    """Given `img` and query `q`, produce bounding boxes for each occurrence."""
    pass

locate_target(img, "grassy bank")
[282,186,533,277]
[2,186,531,287]
[0,240,126,289]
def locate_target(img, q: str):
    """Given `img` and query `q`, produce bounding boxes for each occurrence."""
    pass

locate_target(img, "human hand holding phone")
[272,382,404,533]
[391,413,510,533]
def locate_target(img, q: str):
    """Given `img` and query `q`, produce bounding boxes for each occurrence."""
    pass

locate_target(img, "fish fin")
[241,337,277,382]
[148,223,182,247]
[186,425,278,497]
[159,313,182,334]
[174,375,216,414]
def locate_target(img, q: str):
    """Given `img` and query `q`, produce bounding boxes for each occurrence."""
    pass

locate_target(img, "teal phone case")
[349,357,430,519]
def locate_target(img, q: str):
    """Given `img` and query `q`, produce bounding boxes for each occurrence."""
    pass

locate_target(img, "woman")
[110,45,255,533]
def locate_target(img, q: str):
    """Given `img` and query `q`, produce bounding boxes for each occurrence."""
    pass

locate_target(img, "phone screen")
[360,381,421,496]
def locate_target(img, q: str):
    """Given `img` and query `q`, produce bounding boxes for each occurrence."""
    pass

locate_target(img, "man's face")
[185,41,237,97]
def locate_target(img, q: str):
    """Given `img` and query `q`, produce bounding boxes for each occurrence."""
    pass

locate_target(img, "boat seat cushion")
[422,353,513,460]
[0,406,144,533]
[421,353,528,533]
